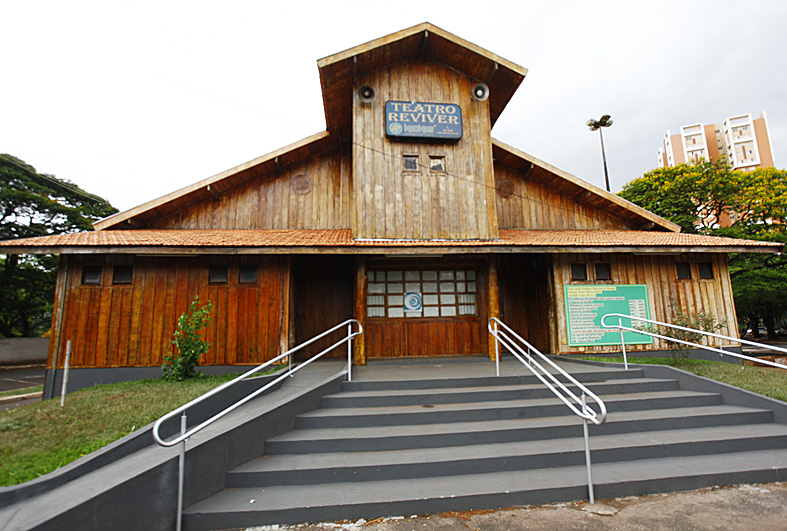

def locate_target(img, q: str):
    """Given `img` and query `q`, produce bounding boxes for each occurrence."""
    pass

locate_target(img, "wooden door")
[498,255,552,353]
[292,256,354,359]
[364,262,487,358]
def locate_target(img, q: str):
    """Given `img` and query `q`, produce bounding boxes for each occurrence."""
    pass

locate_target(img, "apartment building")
[658,111,775,171]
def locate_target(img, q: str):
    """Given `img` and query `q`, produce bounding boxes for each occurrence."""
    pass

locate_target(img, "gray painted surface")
[0,337,48,366]
[0,361,347,531]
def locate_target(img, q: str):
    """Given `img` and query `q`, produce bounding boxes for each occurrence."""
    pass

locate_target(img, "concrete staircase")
[183,359,787,530]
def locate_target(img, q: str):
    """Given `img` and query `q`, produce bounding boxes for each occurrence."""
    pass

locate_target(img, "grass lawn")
[577,356,787,403]
[0,374,241,486]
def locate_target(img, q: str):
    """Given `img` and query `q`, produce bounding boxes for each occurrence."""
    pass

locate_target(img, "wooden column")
[280,255,292,356]
[354,257,367,365]
[486,256,500,360]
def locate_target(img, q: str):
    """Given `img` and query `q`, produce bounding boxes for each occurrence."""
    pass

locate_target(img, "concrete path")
[241,482,787,531]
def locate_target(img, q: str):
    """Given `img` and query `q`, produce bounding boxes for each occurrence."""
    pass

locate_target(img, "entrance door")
[364,263,487,358]
[292,256,354,360]
[498,255,552,353]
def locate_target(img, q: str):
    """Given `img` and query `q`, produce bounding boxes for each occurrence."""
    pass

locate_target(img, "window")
[698,262,714,279]
[429,156,445,172]
[570,263,587,281]
[239,265,257,284]
[595,263,612,281]
[113,265,133,284]
[676,262,692,280]
[82,265,102,285]
[366,269,478,318]
[403,155,419,171]
[209,265,229,284]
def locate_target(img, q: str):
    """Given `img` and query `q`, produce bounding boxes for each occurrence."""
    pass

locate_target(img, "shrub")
[162,295,213,381]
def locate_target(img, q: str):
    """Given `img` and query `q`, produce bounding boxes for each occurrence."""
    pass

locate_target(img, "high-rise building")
[657,111,775,172]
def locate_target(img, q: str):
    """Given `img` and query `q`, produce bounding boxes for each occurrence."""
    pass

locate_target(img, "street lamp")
[587,114,613,192]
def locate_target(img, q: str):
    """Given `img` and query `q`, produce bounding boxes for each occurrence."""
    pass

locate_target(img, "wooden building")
[0,23,780,395]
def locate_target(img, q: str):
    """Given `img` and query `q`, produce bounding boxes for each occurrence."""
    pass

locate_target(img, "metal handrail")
[153,318,362,531]
[488,317,607,504]
[153,318,362,447]
[600,313,787,371]
[488,318,607,425]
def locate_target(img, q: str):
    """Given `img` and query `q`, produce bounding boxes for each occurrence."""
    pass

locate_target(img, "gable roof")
[317,22,528,136]
[94,131,339,231]
[492,139,681,232]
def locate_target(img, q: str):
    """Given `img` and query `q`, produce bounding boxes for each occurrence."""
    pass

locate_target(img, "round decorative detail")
[291,175,312,195]
[496,180,515,198]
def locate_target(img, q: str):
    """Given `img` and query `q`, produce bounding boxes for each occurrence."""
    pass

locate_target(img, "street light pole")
[587,115,613,192]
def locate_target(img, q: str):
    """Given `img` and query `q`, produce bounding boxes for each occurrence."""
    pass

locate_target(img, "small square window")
[113,265,133,284]
[239,265,257,284]
[429,156,445,172]
[698,262,714,279]
[676,262,692,280]
[82,265,102,285]
[209,265,229,284]
[403,155,419,171]
[571,263,587,281]
[595,263,612,281]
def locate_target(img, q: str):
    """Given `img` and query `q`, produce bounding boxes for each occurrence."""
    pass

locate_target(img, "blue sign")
[385,101,462,141]
[404,292,423,312]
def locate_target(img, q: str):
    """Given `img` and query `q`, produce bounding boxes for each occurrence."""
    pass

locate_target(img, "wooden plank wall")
[494,163,631,230]
[352,60,498,240]
[149,151,352,229]
[47,255,288,369]
[551,253,739,354]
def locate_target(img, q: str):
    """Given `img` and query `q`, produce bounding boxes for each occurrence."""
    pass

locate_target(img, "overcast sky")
[3,1,786,213]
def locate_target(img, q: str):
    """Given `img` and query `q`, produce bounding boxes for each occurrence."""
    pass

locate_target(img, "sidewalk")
[243,482,787,531]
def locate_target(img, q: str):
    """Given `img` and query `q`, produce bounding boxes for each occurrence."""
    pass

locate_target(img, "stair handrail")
[600,313,787,371]
[488,317,607,503]
[153,318,362,448]
[153,318,361,531]
[488,317,607,425]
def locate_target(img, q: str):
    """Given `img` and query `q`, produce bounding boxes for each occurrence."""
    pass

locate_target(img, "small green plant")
[162,295,213,381]
[656,306,726,364]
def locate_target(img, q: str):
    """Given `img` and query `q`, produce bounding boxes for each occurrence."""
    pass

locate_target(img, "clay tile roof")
[0,229,781,254]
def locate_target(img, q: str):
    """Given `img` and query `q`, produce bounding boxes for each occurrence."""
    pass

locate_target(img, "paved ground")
[0,366,45,410]
[240,482,787,531]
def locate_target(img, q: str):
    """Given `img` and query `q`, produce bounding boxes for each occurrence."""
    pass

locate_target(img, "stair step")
[184,449,787,530]
[231,424,787,487]
[322,377,679,408]
[342,367,645,392]
[268,404,772,454]
[295,390,722,429]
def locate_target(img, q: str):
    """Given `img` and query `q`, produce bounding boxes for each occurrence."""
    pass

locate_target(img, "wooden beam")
[354,257,367,366]
[487,256,500,360]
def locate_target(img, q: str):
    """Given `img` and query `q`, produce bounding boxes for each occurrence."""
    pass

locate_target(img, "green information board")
[563,284,653,346]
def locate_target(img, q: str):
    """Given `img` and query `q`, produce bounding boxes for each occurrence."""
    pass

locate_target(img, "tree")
[0,154,118,337]
[162,296,213,381]
[620,162,787,339]
[618,159,742,234]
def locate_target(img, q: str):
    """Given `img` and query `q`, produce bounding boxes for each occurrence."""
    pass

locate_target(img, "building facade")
[658,112,775,171]
[0,24,781,397]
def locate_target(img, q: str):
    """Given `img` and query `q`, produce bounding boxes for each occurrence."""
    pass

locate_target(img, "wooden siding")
[148,150,352,230]
[352,60,498,240]
[495,163,631,230]
[551,253,739,354]
[47,255,288,369]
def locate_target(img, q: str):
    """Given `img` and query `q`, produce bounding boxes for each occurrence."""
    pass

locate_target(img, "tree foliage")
[619,161,787,339]
[0,154,118,337]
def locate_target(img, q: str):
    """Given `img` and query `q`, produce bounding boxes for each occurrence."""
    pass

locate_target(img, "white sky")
[2,1,786,213]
